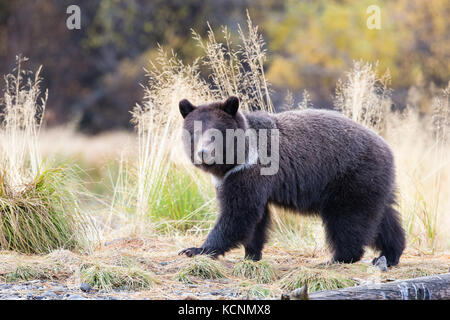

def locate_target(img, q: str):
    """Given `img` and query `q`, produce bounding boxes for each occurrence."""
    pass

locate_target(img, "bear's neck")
[211,112,260,188]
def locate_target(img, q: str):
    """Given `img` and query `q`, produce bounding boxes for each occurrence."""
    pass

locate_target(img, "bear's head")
[179,96,248,177]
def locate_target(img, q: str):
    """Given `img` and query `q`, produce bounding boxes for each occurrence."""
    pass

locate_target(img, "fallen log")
[282,273,450,300]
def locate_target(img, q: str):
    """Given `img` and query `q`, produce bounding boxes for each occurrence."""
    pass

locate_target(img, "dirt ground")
[0,236,449,300]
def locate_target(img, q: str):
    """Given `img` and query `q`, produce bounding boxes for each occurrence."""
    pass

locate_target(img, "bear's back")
[264,109,394,212]
[273,109,390,160]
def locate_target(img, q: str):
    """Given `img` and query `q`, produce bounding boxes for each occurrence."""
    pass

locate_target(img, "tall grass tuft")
[111,15,274,236]
[280,267,356,293]
[107,48,216,236]
[428,84,449,250]
[394,84,450,251]
[270,207,324,253]
[192,11,273,112]
[4,263,53,282]
[334,60,391,133]
[335,61,450,252]
[130,48,214,227]
[0,58,96,254]
[175,256,226,284]
[150,165,216,233]
[80,263,156,291]
[232,259,276,284]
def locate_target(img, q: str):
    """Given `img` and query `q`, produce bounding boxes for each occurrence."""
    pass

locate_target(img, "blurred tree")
[262,0,449,107]
[0,0,447,131]
[0,0,99,125]
[0,0,256,132]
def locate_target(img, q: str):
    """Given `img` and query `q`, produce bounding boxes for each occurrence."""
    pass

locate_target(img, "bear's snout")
[195,143,216,164]
[197,149,208,160]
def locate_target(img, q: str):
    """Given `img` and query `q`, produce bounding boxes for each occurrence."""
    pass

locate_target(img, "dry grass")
[106,13,275,238]
[128,48,213,229]
[334,60,391,133]
[0,58,96,254]
[192,10,273,112]
[104,43,218,237]
[176,256,226,284]
[79,263,156,291]
[280,267,356,292]
[39,128,136,169]
[4,264,54,282]
[98,16,449,257]
[386,85,450,252]
[232,259,277,284]
[0,236,448,299]
[335,62,450,253]
[0,57,45,187]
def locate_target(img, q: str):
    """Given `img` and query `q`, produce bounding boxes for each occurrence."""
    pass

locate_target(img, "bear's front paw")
[178,247,204,257]
[178,247,221,258]
[244,249,262,261]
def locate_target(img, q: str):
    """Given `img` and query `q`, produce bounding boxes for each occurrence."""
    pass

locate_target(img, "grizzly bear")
[178,96,405,266]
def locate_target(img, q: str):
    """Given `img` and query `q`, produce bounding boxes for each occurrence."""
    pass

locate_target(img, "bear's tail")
[372,204,405,267]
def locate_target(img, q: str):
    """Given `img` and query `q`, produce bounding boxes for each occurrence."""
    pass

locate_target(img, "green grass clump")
[0,167,96,254]
[404,267,434,279]
[0,61,96,254]
[4,264,51,282]
[109,160,216,235]
[80,263,156,291]
[232,259,276,284]
[280,267,356,293]
[175,271,193,284]
[176,256,226,283]
[151,166,216,233]
[240,283,273,299]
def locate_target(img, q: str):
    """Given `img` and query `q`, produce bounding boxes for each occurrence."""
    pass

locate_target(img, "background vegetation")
[0,0,448,132]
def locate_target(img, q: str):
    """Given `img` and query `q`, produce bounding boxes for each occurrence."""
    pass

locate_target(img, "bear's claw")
[178,247,204,257]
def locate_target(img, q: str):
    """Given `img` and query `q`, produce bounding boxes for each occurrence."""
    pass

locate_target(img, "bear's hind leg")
[244,205,271,261]
[372,205,405,267]
[322,207,378,264]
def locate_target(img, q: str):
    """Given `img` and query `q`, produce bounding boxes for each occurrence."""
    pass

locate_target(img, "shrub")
[0,57,96,254]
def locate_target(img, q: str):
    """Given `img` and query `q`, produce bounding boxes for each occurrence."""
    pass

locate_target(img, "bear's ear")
[222,96,239,116]
[179,99,195,118]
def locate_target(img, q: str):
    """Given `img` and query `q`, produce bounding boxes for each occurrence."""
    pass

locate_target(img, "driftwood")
[282,273,450,300]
